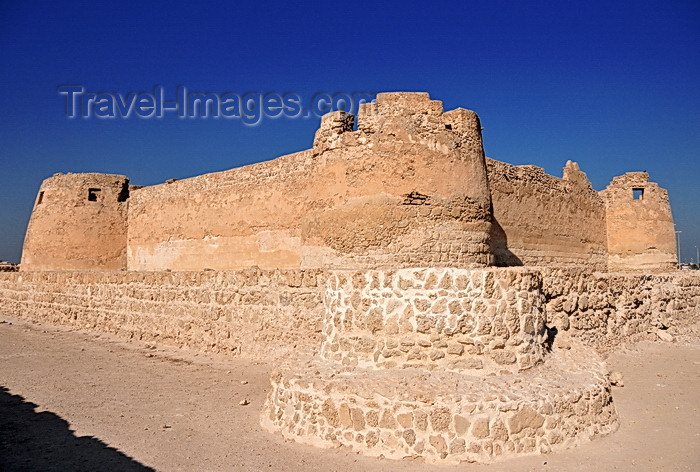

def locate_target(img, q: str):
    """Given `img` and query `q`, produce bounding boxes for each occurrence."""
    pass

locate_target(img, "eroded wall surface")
[18,93,678,273]
[126,93,493,271]
[486,160,608,269]
[541,268,699,351]
[20,173,130,271]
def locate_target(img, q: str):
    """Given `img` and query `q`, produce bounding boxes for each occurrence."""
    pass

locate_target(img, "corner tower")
[301,92,494,269]
[600,172,677,271]
[21,173,130,271]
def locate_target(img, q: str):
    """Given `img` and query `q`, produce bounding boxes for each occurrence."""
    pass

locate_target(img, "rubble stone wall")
[0,269,697,359]
[321,268,547,374]
[262,267,622,464]
[541,268,700,351]
[0,270,326,360]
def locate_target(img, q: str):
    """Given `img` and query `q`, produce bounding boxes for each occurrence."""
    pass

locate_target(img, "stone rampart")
[1,267,697,463]
[542,268,700,351]
[487,159,608,270]
[1,269,697,359]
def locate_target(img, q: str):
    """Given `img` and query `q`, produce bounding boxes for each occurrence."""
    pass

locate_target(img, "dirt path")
[1,315,698,471]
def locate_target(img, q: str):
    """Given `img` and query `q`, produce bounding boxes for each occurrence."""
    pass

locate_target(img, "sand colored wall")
[541,268,699,351]
[263,268,620,464]
[1,268,697,359]
[486,159,608,269]
[126,92,494,271]
[0,269,325,360]
[18,92,678,273]
[20,173,129,271]
[321,268,546,374]
[600,172,677,272]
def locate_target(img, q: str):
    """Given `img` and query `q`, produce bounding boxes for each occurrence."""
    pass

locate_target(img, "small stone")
[240,380,248,384]
[429,350,445,361]
[609,371,624,387]
[429,435,447,453]
[454,414,470,434]
[656,330,674,342]
[471,417,490,438]
[239,399,250,406]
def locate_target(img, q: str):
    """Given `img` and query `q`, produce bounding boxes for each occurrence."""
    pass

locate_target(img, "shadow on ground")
[0,386,153,471]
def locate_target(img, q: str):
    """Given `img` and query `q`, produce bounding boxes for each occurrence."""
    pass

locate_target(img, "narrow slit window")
[633,188,644,200]
[88,188,101,202]
[36,191,44,205]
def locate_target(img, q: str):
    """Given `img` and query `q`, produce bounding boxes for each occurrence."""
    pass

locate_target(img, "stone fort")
[2,92,697,464]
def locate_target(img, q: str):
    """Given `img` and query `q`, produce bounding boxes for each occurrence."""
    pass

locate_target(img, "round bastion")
[262,268,619,464]
[321,268,547,373]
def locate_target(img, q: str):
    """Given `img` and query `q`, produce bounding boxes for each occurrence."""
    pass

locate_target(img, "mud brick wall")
[0,269,326,360]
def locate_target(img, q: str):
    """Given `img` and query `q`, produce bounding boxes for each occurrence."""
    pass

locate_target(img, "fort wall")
[20,173,130,271]
[600,172,677,271]
[1,269,697,360]
[486,159,609,270]
[0,269,325,359]
[19,93,679,273]
[126,93,494,271]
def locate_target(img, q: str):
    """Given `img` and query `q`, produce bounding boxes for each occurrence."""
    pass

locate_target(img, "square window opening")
[633,188,644,200]
[88,188,101,202]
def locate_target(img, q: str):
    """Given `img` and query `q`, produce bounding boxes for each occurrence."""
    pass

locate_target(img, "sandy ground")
[0,315,698,472]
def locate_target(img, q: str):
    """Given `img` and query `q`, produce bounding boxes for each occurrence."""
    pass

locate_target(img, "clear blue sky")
[1,0,698,264]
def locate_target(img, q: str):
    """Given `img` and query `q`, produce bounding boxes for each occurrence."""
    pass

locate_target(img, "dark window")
[117,182,129,202]
[88,188,101,202]
[36,191,44,205]
[633,188,644,200]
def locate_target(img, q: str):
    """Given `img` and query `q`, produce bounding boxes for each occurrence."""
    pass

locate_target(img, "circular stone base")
[261,344,618,464]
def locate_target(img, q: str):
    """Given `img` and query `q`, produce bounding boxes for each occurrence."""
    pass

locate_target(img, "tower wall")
[600,172,677,271]
[20,173,129,271]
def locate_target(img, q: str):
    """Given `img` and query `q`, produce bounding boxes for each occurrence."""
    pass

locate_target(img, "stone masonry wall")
[321,268,547,374]
[0,270,325,360]
[542,269,700,351]
[487,159,608,270]
[0,269,697,360]
[262,267,620,464]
